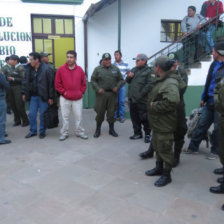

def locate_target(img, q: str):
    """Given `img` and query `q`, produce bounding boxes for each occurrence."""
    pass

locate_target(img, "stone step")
[200,55,212,62]
[188,62,202,69]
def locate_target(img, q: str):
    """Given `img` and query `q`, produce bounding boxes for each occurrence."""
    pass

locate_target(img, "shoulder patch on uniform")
[151,74,156,78]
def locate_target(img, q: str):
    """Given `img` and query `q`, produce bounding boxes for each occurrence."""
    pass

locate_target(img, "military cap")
[102,53,111,60]
[214,41,224,56]
[155,55,171,68]
[133,53,148,61]
[40,52,51,58]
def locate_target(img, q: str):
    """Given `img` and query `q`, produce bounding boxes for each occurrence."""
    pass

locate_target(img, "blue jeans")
[0,96,6,143]
[206,25,216,54]
[115,85,126,119]
[188,103,219,153]
[29,96,48,135]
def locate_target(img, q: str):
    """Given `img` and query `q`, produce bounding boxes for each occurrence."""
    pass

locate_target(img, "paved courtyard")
[0,109,223,224]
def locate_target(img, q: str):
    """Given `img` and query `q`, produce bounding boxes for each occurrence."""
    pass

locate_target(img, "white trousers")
[60,96,85,136]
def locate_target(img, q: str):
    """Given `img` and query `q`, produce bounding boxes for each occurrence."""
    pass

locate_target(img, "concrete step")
[200,55,212,62]
[188,62,202,69]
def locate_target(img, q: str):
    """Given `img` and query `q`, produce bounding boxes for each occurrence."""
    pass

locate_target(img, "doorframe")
[31,14,76,64]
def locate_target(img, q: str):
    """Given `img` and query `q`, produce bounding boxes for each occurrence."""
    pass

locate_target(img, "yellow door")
[54,37,75,68]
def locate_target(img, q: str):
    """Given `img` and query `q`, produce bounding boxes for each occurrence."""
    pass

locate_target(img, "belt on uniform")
[104,89,112,92]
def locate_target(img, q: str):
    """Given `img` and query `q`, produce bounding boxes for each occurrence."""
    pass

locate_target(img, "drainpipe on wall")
[118,0,121,51]
[83,19,89,108]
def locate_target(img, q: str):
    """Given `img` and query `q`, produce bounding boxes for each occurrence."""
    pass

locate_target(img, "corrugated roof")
[83,0,117,22]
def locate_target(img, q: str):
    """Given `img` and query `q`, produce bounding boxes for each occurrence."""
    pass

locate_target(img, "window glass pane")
[44,39,53,63]
[33,18,42,33]
[55,19,64,34]
[161,21,181,42]
[34,39,44,52]
[64,19,73,34]
[43,18,52,34]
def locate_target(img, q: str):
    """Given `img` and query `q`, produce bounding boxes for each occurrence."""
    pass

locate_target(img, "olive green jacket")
[0,64,11,76]
[148,70,180,133]
[2,64,25,86]
[177,65,188,98]
[91,64,125,92]
[126,65,156,104]
[214,78,224,115]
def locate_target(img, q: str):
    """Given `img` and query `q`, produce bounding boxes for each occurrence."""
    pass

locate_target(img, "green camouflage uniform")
[148,70,180,169]
[0,64,12,112]
[5,64,28,124]
[214,79,224,166]
[91,64,125,124]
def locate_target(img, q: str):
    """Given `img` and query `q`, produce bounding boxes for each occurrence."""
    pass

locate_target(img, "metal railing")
[148,12,224,68]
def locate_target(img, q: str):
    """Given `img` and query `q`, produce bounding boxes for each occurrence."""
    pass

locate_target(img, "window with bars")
[161,20,182,42]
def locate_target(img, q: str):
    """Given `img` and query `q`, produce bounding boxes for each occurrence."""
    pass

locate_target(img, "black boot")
[217,176,224,184]
[94,123,101,138]
[145,161,163,176]
[173,151,180,168]
[222,204,224,211]
[210,184,224,194]
[139,144,154,159]
[154,169,172,187]
[109,123,118,137]
[214,167,224,175]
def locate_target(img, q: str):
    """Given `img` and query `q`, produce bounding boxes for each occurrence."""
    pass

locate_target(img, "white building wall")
[0,0,99,69]
[87,0,211,82]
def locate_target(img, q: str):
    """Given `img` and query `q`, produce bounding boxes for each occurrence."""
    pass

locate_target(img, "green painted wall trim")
[83,83,204,117]
[21,0,83,5]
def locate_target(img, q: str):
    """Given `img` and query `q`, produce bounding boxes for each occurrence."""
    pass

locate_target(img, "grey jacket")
[181,14,207,33]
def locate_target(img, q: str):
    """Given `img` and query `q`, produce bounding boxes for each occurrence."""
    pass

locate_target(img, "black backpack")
[44,104,59,129]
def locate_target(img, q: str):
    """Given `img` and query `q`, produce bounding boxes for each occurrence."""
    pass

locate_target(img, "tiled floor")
[0,109,223,224]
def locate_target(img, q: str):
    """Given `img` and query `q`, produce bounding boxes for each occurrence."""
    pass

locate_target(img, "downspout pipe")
[118,0,121,51]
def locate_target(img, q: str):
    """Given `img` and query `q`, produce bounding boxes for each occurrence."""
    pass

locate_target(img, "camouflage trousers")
[152,131,174,170]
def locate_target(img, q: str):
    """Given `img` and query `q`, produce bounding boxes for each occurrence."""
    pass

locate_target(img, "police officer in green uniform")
[91,53,125,138]
[210,77,224,198]
[7,55,29,126]
[0,57,12,114]
[139,53,187,166]
[145,56,180,187]
[126,54,155,143]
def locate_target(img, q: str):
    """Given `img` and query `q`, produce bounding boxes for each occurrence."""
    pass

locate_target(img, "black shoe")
[109,123,118,137]
[0,140,11,145]
[217,177,224,184]
[222,204,224,211]
[94,124,101,138]
[39,133,46,139]
[144,134,151,143]
[214,167,224,175]
[139,144,154,159]
[5,133,8,137]
[25,133,37,138]
[13,122,21,127]
[210,184,224,194]
[130,134,142,140]
[154,170,172,187]
[22,121,29,127]
[145,161,163,176]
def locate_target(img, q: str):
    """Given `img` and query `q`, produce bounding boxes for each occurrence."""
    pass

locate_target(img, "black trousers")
[182,34,199,67]
[174,101,188,154]
[129,101,151,136]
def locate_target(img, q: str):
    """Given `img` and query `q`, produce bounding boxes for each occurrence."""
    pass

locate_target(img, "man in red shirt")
[201,0,224,54]
[55,50,88,141]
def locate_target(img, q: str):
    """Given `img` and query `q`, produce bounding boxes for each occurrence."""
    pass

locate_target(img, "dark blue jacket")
[201,61,224,103]
[0,72,9,97]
